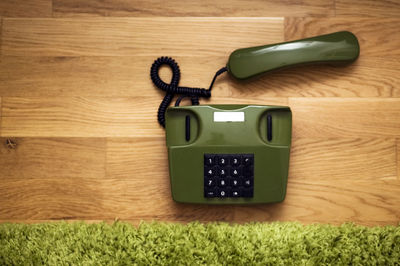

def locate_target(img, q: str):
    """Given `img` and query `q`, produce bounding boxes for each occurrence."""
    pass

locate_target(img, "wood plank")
[53,0,334,17]
[234,179,400,226]
[0,220,125,224]
[0,97,287,137]
[336,0,400,17]
[284,17,400,57]
[289,98,400,138]
[0,97,162,137]
[0,0,51,17]
[290,138,397,181]
[397,139,400,180]
[0,19,2,57]
[0,220,147,226]
[0,138,106,179]
[0,97,1,134]
[0,56,231,97]
[0,56,399,98]
[106,137,167,179]
[1,17,283,56]
[0,177,234,221]
[0,177,398,225]
[4,98,400,139]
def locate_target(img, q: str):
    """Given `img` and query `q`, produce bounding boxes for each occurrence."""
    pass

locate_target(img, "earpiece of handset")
[226,31,360,80]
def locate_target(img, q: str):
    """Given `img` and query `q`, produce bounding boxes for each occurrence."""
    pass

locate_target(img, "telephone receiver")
[226,31,359,80]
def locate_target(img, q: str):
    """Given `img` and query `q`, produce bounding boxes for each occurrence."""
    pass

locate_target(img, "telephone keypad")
[204,154,254,198]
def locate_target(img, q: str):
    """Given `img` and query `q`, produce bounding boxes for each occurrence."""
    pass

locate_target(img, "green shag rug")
[0,222,399,265]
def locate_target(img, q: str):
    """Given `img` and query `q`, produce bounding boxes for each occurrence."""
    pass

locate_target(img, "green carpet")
[0,222,399,265]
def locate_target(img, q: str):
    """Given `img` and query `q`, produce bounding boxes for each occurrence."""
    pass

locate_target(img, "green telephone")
[150,31,359,204]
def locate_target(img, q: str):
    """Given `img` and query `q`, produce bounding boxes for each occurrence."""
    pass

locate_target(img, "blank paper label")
[213,112,245,122]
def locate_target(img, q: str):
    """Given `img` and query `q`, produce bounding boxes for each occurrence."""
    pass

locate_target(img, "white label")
[213,112,245,122]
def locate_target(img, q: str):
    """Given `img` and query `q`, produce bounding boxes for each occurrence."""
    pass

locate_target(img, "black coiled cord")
[150,56,227,127]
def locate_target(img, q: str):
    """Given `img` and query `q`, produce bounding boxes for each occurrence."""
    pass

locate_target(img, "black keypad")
[204,154,254,198]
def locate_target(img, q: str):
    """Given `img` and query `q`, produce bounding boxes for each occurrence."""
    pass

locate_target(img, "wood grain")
[1,17,283,57]
[0,137,398,224]
[0,97,2,136]
[53,0,334,17]
[336,0,400,17]
[0,56,398,98]
[0,97,287,137]
[0,137,105,179]
[0,0,51,17]
[106,137,167,179]
[284,17,400,58]
[234,179,400,225]
[0,97,163,137]
[289,98,400,138]
[0,177,235,221]
[397,139,400,180]
[0,56,231,97]
[1,175,398,225]
[290,138,397,181]
[0,19,2,57]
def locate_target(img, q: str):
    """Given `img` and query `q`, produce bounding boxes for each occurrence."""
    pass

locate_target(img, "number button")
[243,155,253,166]
[205,178,215,187]
[219,179,227,187]
[218,156,228,166]
[218,188,230,198]
[205,188,217,198]
[231,190,240,197]
[231,168,240,177]
[219,168,226,178]
[230,178,240,187]
[204,155,215,166]
[231,156,240,166]
[205,167,214,177]
[243,178,253,187]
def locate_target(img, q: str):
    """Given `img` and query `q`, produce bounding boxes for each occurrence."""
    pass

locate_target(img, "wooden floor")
[0,1,399,226]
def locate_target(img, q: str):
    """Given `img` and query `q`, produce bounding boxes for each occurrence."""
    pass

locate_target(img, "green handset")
[227,31,359,79]
[150,31,359,204]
